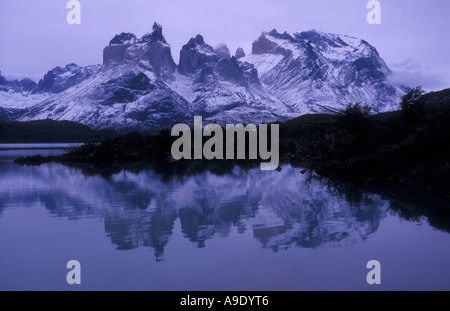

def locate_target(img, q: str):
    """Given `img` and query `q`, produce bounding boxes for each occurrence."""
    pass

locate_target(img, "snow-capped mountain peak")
[109,32,137,46]
[139,22,168,45]
[103,22,176,79]
[2,24,409,131]
[178,35,221,74]
[36,63,100,94]
[241,29,408,113]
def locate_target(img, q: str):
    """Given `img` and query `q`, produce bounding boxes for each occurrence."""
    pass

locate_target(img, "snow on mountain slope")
[35,63,100,94]
[19,26,294,130]
[0,64,99,120]
[0,71,36,94]
[0,92,48,110]
[19,63,191,131]
[10,24,408,131]
[242,53,284,76]
[18,24,193,131]
[103,23,176,79]
[169,34,293,124]
[0,71,45,117]
[241,29,408,113]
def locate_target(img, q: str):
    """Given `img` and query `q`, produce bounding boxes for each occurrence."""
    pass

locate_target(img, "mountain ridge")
[1,23,410,131]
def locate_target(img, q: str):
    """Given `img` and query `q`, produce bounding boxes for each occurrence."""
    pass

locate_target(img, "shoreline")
[11,88,450,201]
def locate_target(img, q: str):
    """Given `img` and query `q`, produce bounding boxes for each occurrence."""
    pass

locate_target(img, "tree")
[400,86,425,120]
[339,102,372,118]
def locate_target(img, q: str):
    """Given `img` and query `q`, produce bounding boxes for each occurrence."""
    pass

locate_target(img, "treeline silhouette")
[15,88,450,198]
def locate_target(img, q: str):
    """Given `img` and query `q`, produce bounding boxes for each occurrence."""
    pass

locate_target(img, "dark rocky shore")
[15,88,450,199]
[281,88,450,198]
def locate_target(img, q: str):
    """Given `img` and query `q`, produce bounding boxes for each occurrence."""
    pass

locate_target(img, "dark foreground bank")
[282,88,450,197]
[0,119,119,143]
[14,88,450,198]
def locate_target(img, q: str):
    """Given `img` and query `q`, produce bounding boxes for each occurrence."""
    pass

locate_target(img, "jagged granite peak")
[185,34,211,51]
[35,63,100,94]
[103,22,176,78]
[172,34,291,123]
[178,35,220,74]
[139,22,167,44]
[11,25,409,131]
[109,32,137,46]
[267,29,293,40]
[242,28,408,113]
[16,25,290,131]
[235,47,246,59]
[1,64,101,123]
[252,31,291,57]
[214,43,231,59]
[19,65,192,132]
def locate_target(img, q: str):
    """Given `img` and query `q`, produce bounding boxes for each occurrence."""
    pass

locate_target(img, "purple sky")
[0,0,448,91]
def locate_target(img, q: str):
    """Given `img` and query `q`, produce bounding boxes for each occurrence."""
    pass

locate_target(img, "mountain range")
[0,23,408,132]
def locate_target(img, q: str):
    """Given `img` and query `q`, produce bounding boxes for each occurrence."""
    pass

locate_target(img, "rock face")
[20,66,191,132]
[170,34,291,123]
[235,47,246,59]
[9,23,408,131]
[103,23,176,78]
[215,57,259,86]
[178,35,220,74]
[35,63,100,94]
[251,31,291,56]
[0,66,96,121]
[242,29,408,113]
[17,25,190,132]
[103,32,137,64]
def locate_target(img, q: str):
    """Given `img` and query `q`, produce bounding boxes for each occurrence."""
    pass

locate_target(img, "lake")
[0,145,449,290]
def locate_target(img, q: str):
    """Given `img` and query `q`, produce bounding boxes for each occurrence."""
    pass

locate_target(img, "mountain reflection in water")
[0,160,399,261]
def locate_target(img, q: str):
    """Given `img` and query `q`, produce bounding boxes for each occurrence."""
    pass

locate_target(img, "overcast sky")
[0,0,448,91]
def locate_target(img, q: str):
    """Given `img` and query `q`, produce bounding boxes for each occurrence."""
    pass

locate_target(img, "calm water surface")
[0,145,449,290]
